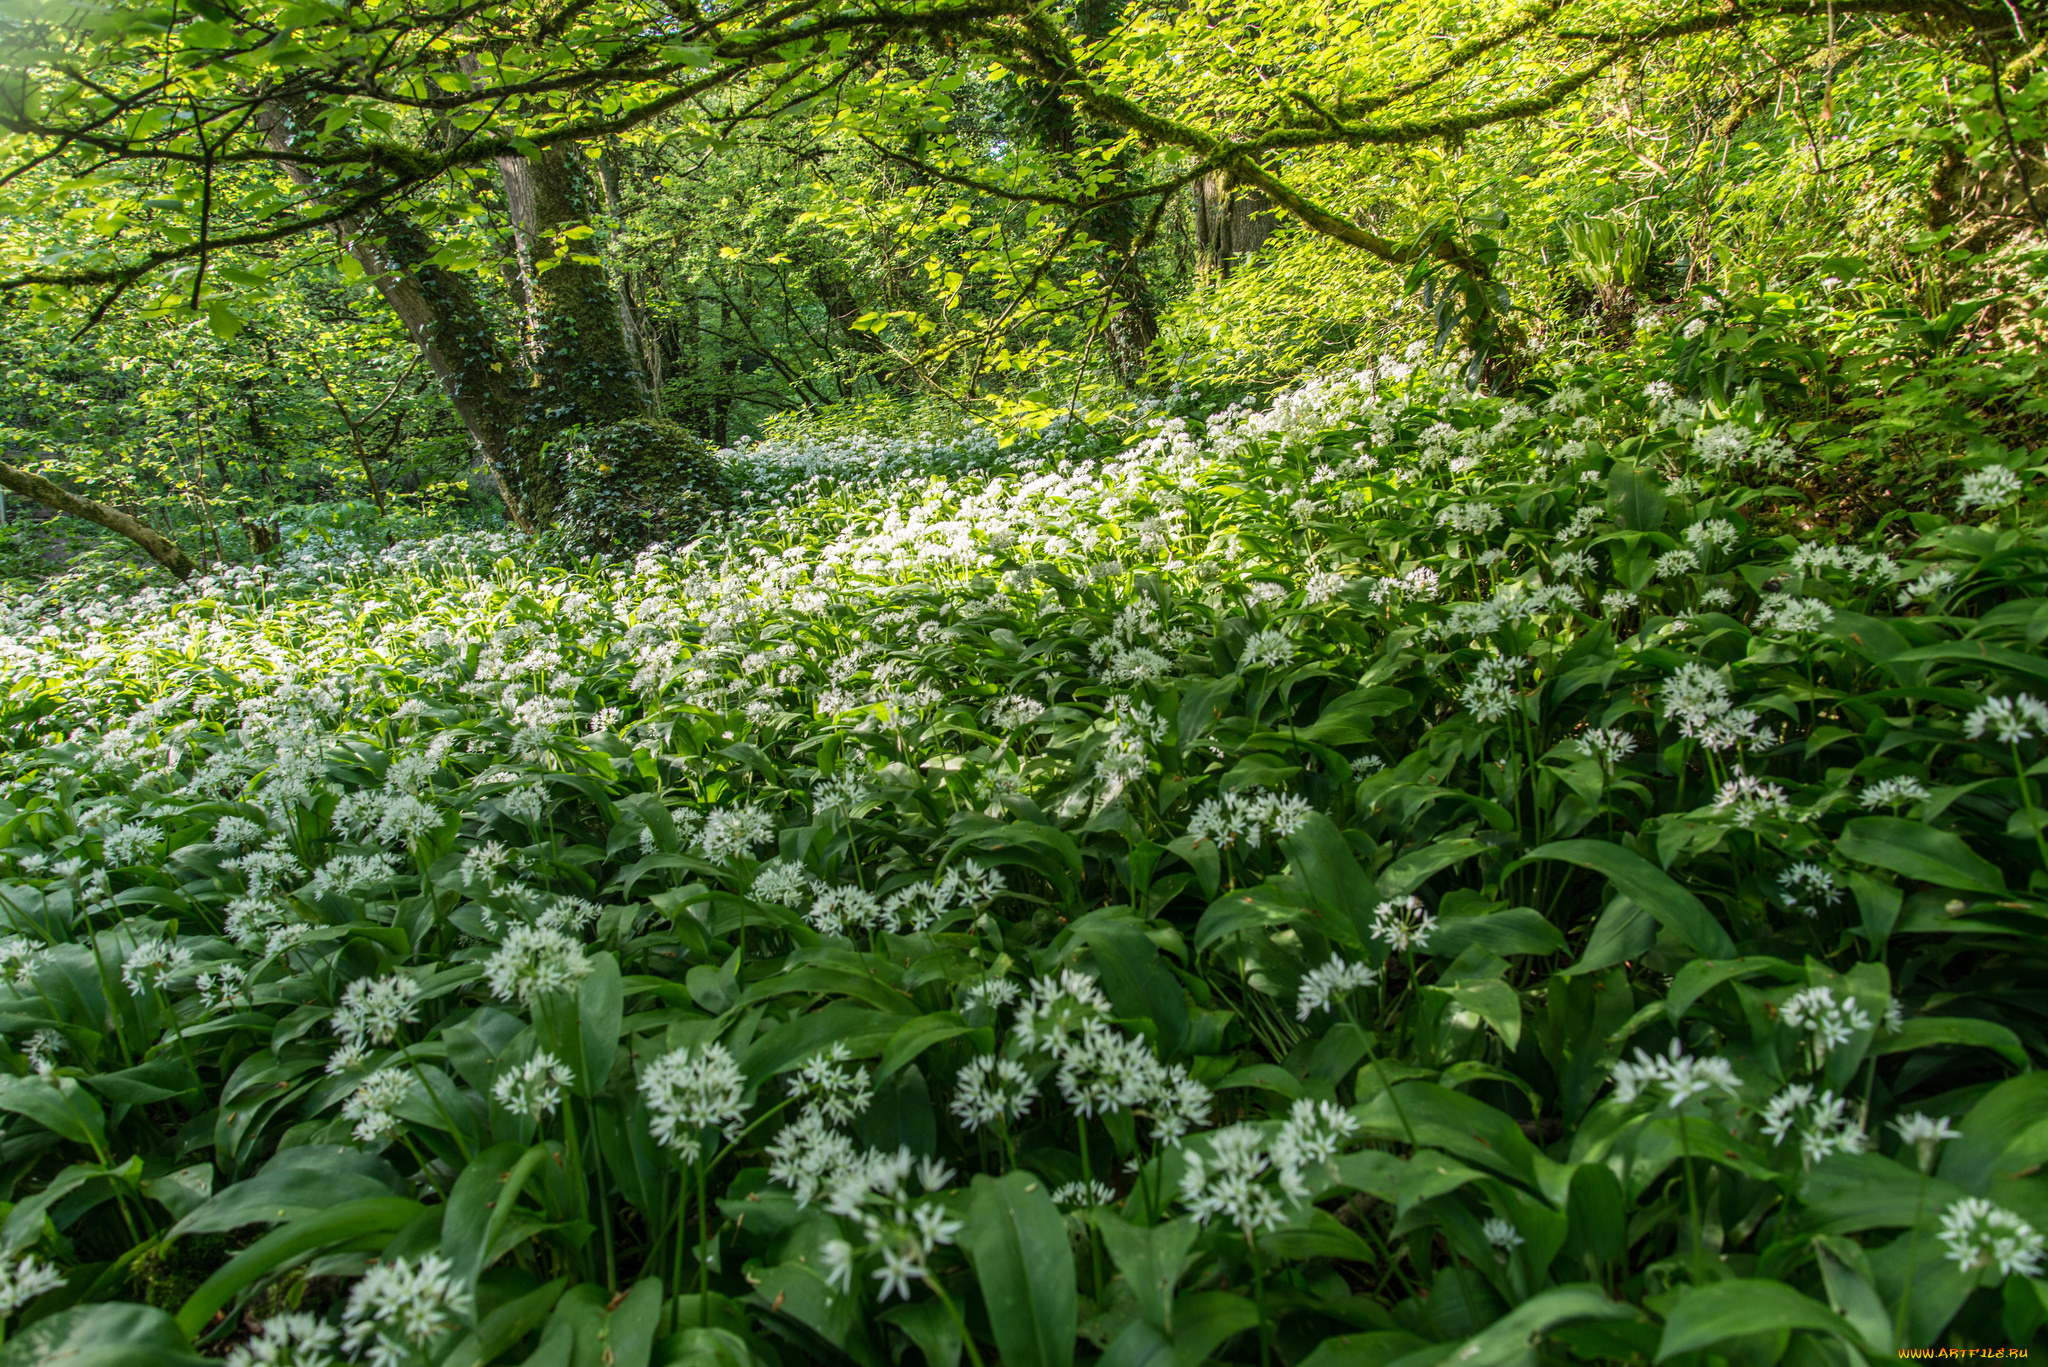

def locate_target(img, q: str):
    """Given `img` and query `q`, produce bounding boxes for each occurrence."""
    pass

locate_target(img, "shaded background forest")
[0,0,2042,580]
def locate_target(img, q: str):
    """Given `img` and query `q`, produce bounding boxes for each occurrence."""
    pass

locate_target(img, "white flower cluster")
[1610,1039,1743,1109]
[1186,786,1315,850]
[1759,1084,1868,1165]
[1180,1099,1361,1233]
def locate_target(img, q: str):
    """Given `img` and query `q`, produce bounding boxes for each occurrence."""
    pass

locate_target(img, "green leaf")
[1282,814,1378,946]
[0,1303,207,1367]
[877,1013,978,1081]
[1377,837,1489,903]
[1562,896,1653,977]
[1519,841,1736,958]
[1872,1015,2027,1069]
[0,1074,107,1150]
[204,301,244,342]
[166,1146,404,1239]
[1295,1331,1432,1367]
[1606,463,1667,532]
[1441,1285,1637,1367]
[1655,1280,1866,1360]
[445,1143,553,1317]
[1096,1214,1198,1334]
[1665,956,1799,1024]
[177,1197,422,1337]
[964,1171,1075,1367]
[1838,817,2005,893]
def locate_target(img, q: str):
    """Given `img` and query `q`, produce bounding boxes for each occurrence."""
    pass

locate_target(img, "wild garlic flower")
[812,774,875,810]
[1754,594,1834,635]
[1239,628,1298,670]
[1759,1084,1868,1166]
[1955,466,2021,516]
[120,935,194,993]
[1180,1125,1291,1234]
[492,1052,574,1121]
[1859,776,1930,809]
[950,1055,1038,1131]
[1461,654,1525,723]
[1662,663,1764,751]
[1610,1039,1743,1110]
[794,1043,873,1124]
[806,882,886,938]
[1940,1197,2046,1279]
[1437,501,1504,535]
[482,924,592,1004]
[341,1253,469,1367]
[959,977,1020,1015]
[1964,694,2048,746]
[1776,863,1842,918]
[1711,769,1792,827]
[1146,1063,1215,1146]
[1575,727,1638,766]
[1272,1098,1361,1199]
[211,814,267,850]
[1685,519,1738,553]
[698,802,776,863]
[196,964,248,1014]
[1054,1019,1163,1119]
[1014,970,1113,1057]
[1896,568,1957,609]
[1052,1180,1117,1208]
[1780,985,1872,1059]
[1296,956,1380,1021]
[0,937,43,988]
[1186,787,1315,850]
[459,840,512,889]
[1482,1217,1525,1253]
[1891,1111,1964,1173]
[0,1254,64,1316]
[818,1147,962,1304]
[883,861,1006,932]
[342,1067,415,1145]
[223,1312,340,1367]
[1369,895,1436,953]
[326,1041,370,1077]
[1654,548,1699,580]
[20,1028,62,1076]
[768,1109,861,1206]
[752,859,813,907]
[640,1041,748,1147]
[308,852,400,898]
[989,695,1046,730]
[498,785,545,827]
[333,973,423,1046]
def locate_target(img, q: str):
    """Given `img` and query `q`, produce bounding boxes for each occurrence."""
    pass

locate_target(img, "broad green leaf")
[1520,841,1736,958]
[177,1196,422,1337]
[1837,817,2004,893]
[1440,1285,1637,1367]
[964,1171,1075,1367]
[1097,1214,1199,1334]
[0,1303,207,1367]
[1655,1279,1866,1360]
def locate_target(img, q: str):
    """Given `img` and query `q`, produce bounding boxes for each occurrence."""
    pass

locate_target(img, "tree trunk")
[1194,170,1280,282]
[596,145,664,408]
[0,458,197,580]
[1014,0,1161,385]
[259,103,537,528]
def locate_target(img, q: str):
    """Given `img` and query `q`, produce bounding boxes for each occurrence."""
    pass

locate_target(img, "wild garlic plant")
[0,356,2043,1363]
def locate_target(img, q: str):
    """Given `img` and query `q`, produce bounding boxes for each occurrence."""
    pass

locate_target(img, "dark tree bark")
[261,103,537,526]
[1194,170,1280,282]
